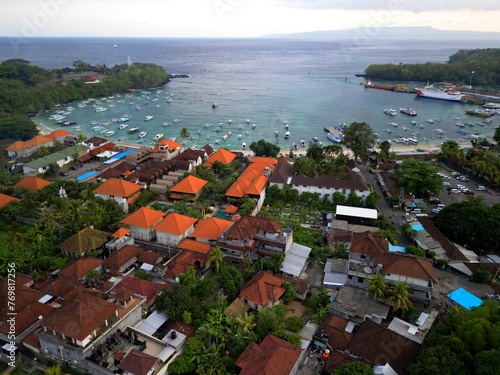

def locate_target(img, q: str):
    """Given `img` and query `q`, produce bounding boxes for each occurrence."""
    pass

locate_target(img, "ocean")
[1,36,500,151]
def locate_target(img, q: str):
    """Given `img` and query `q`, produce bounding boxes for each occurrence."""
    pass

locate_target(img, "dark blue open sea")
[1,37,500,151]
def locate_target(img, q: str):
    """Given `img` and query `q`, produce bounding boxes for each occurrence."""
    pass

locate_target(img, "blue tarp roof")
[103,148,136,164]
[76,170,98,181]
[411,224,424,231]
[388,243,406,253]
[447,288,483,310]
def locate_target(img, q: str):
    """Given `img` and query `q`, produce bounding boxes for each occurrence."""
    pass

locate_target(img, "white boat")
[93,126,103,131]
[105,130,115,137]
[242,142,247,150]
[173,119,180,123]
[327,133,343,143]
[144,115,154,122]
[389,122,399,127]
[415,85,464,102]
[292,143,298,150]
[284,131,291,139]
[300,140,306,147]
[227,119,233,124]
[426,119,434,124]
[483,102,500,109]
[400,108,417,116]
[139,131,147,138]
[95,107,108,113]
[384,108,397,116]
[118,116,130,123]
[119,124,128,130]
[153,133,164,141]
[128,127,140,134]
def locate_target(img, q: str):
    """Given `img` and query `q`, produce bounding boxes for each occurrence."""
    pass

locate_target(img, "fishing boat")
[153,133,164,141]
[292,143,298,150]
[400,108,417,116]
[95,107,108,113]
[212,102,218,108]
[300,139,306,147]
[326,133,343,143]
[204,123,212,128]
[284,131,291,139]
[105,130,115,137]
[173,119,180,123]
[384,108,397,116]
[139,131,147,138]
[144,115,154,122]
[117,136,128,142]
[119,124,128,130]
[128,127,140,134]
[389,122,399,127]
[242,142,247,150]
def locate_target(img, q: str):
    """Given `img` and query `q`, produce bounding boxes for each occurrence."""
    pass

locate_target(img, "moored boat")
[144,115,154,122]
[153,133,164,141]
[364,80,396,91]
[284,131,291,139]
[400,108,417,116]
[105,130,115,137]
[139,131,147,138]
[128,127,140,134]
[384,108,397,116]
[415,85,464,102]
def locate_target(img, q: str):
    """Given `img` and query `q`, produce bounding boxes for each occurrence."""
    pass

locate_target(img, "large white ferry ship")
[414,85,465,102]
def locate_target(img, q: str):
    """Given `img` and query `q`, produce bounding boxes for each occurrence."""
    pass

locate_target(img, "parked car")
[451,172,460,177]
[59,171,68,176]
[436,204,446,209]
[429,197,441,204]
[432,208,443,214]
[443,181,450,187]
[450,189,461,194]
[70,165,78,170]
[475,185,486,191]
[459,176,469,182]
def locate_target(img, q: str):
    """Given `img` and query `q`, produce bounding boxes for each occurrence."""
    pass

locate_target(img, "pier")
[323,126,344,137]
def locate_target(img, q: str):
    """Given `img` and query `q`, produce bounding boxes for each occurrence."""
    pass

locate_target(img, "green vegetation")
[432,197,500,252]
[409,301,500,375]
[393,158,443,198]
[0,59,168,140]
[249,139,280,157]
[365,48,500,88]
[293,144,349,177]
[336,362,375,375]
[342,122,377,162]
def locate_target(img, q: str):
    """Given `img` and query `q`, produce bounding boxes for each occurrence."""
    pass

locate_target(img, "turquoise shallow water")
[2,37,498,151]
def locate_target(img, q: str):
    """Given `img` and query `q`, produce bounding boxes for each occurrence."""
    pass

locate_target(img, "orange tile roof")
[45,129,72,140]
[170,175,208,195]
[235,334,302,375]
[239,271,285,307]
[24,135,52,148]
[14,176,51,191]
[93,177,141,197]
[0,193,20,209]
[177,239,211,254]
[250,156,278,165]
[224,205,238,213]
[111,276,166,303]
[226,174,268,198]
[121,207,165,228]
[111,227,131,238]
[153,213,197,235]
[156,139,181,150]
[5,140,25,151]
[191,217,233,239]
[203,148,236,167]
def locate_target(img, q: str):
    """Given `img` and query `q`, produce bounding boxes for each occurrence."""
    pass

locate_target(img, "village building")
[120,207,165,241]
[93,178,142,212]
[153,213,197,246]
[168,175,208,202]
[239,271,286,311]
[58,227,111,258]
[13,176,51,191]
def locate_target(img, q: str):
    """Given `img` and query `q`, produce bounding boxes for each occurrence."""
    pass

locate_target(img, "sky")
[1,0,500,38]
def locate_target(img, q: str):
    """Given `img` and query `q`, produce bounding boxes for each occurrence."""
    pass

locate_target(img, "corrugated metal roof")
[336,205,378,219]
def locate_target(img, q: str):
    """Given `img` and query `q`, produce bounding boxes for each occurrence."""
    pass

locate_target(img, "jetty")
[323,126,344,137]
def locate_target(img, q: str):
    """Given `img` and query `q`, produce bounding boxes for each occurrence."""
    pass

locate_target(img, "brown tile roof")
[290,174,370,192]
[280,274,309,296]
[235,334,302,375]
[224,216,281,241]
[341,319,420,375]
[200,144,214,155]
[177,239,211,254]
[23,332,41,350]
[203,148,236,167]
[240,271,285,307]
[164,250,209,280]
[375,253,438,283]
[268,160,294,184]
[191,217,233,239]
[111,276,166,304]
[58,257,103,281]
[170,175,208,195]
[225,297,250,319]
[14,176,51,191]
[103,245,142,272]
[93,177,141,197]
[119,349,157,375]
[41,290,126,341]
[58,228,110,256]
[37,278,83,300]
[161,321,196,339]
[120,207,165,228]
[319,315,354,350]
[350,231,388,258]
[153,213,197,235]
[0,193,20,209]
[137,250,162,265]
[418,216,469,261]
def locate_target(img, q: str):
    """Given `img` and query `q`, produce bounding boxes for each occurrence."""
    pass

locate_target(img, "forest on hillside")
[364,48,500,88]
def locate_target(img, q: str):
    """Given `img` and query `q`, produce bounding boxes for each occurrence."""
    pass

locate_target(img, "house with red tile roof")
[164,249,210,283]
[58,257,103,282]
[93,178,142,212]
[106,227,134,252]
[203,148,236,168]
[215,216,292,262]
[191,217,233,243]
[169,175,208,201]
[111,275,167,310]
[5,134,54,158]
[171,148,209,172]
[58,228,111,258]
[118,349,159,375]
[345,231,437,304]
[35,289,145,368]
[45,129,73,142]
[239,271,286,311]
[103,245,142,274]
[235,334,303,375]
[150,139,181,161]
[0,193,20,209]
[177,238,211,254]
[153,213,197,246]
[120,207,165,241]
[14,176,51,191]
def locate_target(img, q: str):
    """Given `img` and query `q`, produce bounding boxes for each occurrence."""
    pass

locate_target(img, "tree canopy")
[249,139,280,157]
[393,158,442,198]
[342,122,376,162]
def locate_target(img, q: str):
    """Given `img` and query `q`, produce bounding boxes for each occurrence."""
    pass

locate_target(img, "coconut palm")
[387,282,412,313]
[235,312,256,335]
[366,272,389,300]
[180,127,190,143]
[208,247,225,273]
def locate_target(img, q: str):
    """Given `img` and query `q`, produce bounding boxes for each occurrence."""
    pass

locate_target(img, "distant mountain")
[262,26,500,40]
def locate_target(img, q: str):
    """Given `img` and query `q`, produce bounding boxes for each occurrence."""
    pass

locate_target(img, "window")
[358,277,364,283]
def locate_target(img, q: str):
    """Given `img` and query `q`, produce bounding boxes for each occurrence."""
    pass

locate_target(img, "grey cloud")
[271,0,500,12]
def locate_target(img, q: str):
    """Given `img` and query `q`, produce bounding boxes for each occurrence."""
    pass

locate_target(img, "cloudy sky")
[1,0,500,38]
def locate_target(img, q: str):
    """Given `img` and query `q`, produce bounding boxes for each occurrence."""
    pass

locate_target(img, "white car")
[475,186,486,191]
[432,208,443,214]
[450,189,461,194]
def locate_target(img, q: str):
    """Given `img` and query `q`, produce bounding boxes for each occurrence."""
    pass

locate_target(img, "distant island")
[363,48,500,89]
[262,26,500,40]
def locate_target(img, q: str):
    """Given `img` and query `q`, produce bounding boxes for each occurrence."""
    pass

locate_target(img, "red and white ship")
[415,85,465,102]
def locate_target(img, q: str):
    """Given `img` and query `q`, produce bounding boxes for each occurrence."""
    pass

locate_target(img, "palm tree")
[387,282,412,313]
[77,133,87,143]
[208,247,225,273]
[235,312,256,335]
[45,365,61,375]
[366,272,389,300]
[180,127,190,143]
